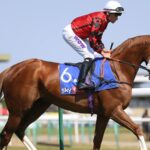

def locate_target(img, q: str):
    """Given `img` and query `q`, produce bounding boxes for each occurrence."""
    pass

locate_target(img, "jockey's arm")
[89,18,111,58]
[89,18,103,52]
[90,38,111,58]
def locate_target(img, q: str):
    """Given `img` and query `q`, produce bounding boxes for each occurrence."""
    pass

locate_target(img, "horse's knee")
[129,124,143,138]
[135,125,143,138]
[110,106,144,139]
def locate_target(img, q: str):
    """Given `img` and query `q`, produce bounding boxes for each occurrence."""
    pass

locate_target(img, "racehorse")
[0,35,150,150]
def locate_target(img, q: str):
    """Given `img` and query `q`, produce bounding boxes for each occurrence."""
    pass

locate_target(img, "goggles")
[116,7,124,12]
[104,7,124,13]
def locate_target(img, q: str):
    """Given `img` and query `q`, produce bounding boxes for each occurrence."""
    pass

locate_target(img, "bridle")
[108,42,150,79]
[90,57,150,89]
[107,57,150,79]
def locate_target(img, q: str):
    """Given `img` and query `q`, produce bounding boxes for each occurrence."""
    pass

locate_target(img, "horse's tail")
[0,69,9,102]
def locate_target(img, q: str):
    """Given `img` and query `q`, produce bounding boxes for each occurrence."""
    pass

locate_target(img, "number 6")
[61,68,72,83]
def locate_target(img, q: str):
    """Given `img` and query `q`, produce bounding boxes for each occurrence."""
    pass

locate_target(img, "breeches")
[62,24,102,59]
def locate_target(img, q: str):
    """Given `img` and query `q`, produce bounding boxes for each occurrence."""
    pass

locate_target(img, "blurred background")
[0,0,150,149]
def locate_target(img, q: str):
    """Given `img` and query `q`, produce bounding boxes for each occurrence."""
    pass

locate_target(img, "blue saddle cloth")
[59,58,119,95]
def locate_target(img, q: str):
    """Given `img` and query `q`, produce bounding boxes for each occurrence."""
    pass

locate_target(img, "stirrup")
[77,82,95,90]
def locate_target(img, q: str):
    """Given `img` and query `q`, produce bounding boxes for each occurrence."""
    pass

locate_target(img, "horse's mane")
[112,35,150,56]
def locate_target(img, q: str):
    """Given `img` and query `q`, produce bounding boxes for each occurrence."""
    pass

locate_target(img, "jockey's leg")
[77,57,95,89]
[63,24,94,59]
[63,25,96,89]
[111,105,147,150]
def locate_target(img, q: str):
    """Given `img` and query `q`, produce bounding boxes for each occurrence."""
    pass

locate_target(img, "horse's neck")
[111,45,143,83]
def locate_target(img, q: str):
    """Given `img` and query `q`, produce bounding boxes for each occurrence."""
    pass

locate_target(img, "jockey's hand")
[101,49,111,58]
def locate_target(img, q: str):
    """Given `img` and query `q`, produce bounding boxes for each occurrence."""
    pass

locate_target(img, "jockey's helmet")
[103,0,124,15]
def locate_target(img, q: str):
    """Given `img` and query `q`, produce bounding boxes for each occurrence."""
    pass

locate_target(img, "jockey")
[63,0,124,90]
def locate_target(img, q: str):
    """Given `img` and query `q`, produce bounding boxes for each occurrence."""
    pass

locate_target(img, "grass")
[6,144,141,150]
[4,126,150,150]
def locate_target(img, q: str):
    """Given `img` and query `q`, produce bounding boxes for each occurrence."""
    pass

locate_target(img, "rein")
[92,57,150,87]
[91,58,132,87]
[108,57,150,78]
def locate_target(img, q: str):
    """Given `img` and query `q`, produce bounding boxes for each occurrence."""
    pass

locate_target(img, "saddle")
[60,58,118,94]
[60,58,119,114]
[64,61,95,81]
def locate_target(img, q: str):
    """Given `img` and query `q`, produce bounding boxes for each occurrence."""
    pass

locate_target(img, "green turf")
[3,126,150,150]
[6,145,141,150]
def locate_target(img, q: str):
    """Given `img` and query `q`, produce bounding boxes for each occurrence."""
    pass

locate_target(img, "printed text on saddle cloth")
[59,59,119,95]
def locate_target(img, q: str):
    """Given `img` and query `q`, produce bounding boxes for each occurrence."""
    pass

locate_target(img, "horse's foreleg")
[93,115,109,150]
[0,114,21,149]
[15,99,51,150]
[111,105,147,150]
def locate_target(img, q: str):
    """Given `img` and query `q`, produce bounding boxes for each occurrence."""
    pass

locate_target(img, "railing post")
[58,108,64,150]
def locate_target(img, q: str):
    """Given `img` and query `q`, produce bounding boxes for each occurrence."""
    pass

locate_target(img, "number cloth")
[59,58,118,95]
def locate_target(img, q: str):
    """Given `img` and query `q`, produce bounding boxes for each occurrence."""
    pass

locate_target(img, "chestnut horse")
[1,35,150,150]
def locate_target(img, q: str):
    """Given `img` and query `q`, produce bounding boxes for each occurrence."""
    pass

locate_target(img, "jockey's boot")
[77,58,95,90]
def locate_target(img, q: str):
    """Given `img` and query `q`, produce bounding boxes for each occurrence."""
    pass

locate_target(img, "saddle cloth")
[59,58,119,95]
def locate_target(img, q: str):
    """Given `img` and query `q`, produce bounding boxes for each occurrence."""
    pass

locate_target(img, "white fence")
[133,75,150,97]
[0,114,150,144]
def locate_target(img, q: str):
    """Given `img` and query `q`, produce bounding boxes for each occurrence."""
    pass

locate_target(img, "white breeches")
[62,24,102,59]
